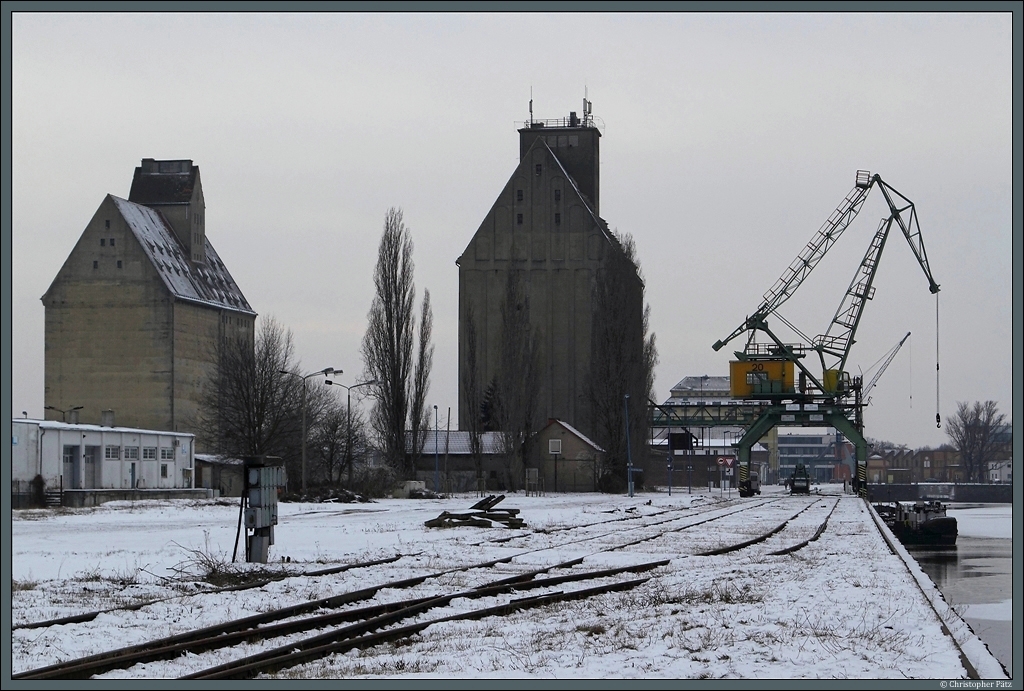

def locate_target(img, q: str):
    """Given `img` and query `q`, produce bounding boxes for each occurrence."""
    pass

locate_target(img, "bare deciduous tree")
[460,306,484,488]
[493,268,541,491]
[409,289,434,469]
[195,316,305,476]
[309,395,368,488]
[361,208,433,481]
[587,231,658,492]
[945,400,1007,483]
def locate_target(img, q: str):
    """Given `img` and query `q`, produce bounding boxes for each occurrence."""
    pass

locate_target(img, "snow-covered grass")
[10,486,1008,680]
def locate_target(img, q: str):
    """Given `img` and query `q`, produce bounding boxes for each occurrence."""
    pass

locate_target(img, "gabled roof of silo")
[111,195,255,315]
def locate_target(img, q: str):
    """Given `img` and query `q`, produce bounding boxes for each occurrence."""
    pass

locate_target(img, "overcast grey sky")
[9,11,1015,450]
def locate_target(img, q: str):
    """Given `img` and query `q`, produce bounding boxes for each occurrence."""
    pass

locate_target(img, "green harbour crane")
[705,171,940,496]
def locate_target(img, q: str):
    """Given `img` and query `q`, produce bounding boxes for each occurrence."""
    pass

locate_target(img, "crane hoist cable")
[936,293,941,428]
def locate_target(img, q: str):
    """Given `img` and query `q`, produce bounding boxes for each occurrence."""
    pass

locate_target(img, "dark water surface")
[909,535,1012,676]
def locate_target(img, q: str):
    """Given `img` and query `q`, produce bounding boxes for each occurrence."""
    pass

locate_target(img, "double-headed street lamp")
[280,367,341,494]
[325,377,377,487]
[45,405,83,423]
[434,405,439,494]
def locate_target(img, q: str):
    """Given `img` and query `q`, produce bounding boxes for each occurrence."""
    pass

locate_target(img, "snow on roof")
[195,454,245,466]
[541,419,605,453]
[111,196,254,315]
[649,437,767,453]
[14,419,194,438]
[407,430,505,456]
[670,375,732,396]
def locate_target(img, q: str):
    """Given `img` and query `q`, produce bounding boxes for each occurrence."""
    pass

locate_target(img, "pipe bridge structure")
[649,399,868,494]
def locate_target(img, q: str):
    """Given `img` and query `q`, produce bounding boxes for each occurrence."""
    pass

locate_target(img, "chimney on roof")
[101,410,115,427]
[518,104,601,214]
[130,158,207,266]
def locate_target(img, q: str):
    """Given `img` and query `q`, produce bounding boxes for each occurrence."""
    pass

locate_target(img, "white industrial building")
[11,418,195,496]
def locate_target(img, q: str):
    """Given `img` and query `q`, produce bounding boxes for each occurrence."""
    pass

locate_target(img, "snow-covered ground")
[10,486,1009,680]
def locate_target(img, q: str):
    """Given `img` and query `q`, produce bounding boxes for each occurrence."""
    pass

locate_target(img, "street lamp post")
[45,405,83,423]
[326,378,377,487]
[624,394,633,498]
[438,405,442,497]
[280,367,341,495]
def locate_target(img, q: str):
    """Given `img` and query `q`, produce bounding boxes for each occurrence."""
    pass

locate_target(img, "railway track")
[15,495,844,680]
[11,496,776,633]
[17,560,667,680]
[12,554,407,631]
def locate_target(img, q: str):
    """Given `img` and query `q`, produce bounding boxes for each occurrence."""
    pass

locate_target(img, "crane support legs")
[735,407,867,497]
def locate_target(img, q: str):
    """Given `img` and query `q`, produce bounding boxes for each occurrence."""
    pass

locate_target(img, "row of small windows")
[516,213,561,225]
[100,237,116,246]
[93,260,123,269]
[516,189,561,202]
[779,447,830,456]
[101,446,175,460]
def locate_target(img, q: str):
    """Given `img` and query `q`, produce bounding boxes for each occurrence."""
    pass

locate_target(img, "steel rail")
[767,497,841,555]
[16,497,813,680]
[864,499,981,680]
[184,577,654,680]
[21,561,667,680]
[16,556,667,679]
[13,553,406,631]
[696,497,822,556]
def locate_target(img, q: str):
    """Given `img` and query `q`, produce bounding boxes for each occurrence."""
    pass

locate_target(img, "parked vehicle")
[788,463,811,494]
[738,472,761,497]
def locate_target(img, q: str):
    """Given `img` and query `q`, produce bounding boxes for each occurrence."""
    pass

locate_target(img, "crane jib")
[712,170,941,419]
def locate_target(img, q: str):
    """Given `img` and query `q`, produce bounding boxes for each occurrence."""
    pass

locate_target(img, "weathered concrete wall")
[43,196,175,431]
[458,134,640,440]
[172,301,254,437]
[43,195,255,445]
[60,488,213,508]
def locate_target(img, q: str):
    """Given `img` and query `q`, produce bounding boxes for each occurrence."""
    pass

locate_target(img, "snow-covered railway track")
[184,575,655,680]
[15,560,667,680]
[12,554,407,631]
[694,497,839,556]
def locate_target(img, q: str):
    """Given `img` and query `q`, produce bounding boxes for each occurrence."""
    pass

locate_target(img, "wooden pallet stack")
[423,494,525,529]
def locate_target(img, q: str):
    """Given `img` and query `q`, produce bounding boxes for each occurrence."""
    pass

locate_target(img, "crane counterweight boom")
[712,170,940,404]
